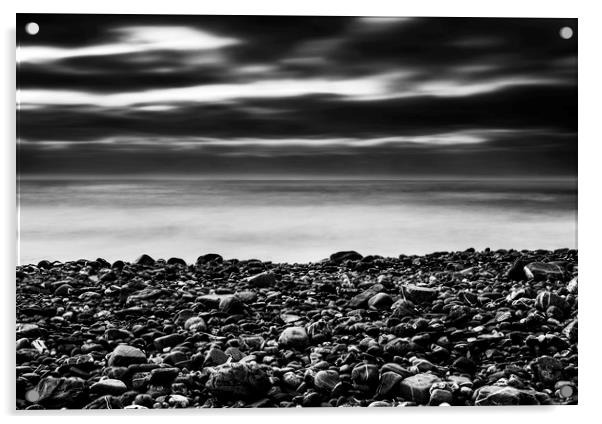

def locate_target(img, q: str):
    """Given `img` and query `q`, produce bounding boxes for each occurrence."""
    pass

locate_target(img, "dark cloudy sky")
[16,14,577,178]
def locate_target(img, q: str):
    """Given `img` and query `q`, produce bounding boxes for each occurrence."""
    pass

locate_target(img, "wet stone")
[205,362,271,400]
[107,345,147,367]
[278,327,309,349]
[90,378,127,396]
[401,285,439,303]
[473,385,539,406]
[399,373,442,404]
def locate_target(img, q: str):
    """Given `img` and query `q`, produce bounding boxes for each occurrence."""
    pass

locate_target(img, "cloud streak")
[16,15,577,177]
[17,25,240,63]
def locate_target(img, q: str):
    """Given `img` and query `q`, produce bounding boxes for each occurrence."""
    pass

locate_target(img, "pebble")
[15,249,577,408]
[278,327,310,349]
[399,373,442,403]
[107,345,147,367]
[91,378,128,396]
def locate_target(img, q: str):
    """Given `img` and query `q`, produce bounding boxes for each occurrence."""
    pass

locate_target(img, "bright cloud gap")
[17,25,241,64]
[20,132,493,152]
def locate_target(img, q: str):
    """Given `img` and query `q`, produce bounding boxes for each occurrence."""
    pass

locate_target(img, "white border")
[2,1,600,423]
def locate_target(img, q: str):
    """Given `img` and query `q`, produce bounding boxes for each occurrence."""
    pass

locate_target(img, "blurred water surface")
[17,178,577,264]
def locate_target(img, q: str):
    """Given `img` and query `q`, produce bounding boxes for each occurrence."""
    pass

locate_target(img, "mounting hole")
[25,22,39,35]
[559,26,573,40]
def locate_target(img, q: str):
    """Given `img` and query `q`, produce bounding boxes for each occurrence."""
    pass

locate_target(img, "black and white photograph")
[15,14,577,409]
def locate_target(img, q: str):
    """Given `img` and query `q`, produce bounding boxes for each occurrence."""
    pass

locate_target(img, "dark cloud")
[16,14,577,177]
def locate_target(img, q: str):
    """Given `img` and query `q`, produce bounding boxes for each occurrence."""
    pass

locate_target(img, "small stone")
[524,262,565,281]
[390,299,418,318]
[135,254,155,266]
[34,377,88,409]
[473,385,539,406]
[247,272,276,288]
[567,277,578,294]
[401,285,438,303]
[562,319,578,343]
[149,367,180,385]
[107,345,147,367]
[205,362,271,400]
[91,379,127,396]
[314,370,339,392]
[219,296,246,315]
[330,251,363,263]
[367,292,393,310]
[153,333,185,350]
[204,347,229,367]
[16,323,43,338]
[278,327,309,349]
[535,291,567,311]
[168,394,190,408]
[375,371,403,398]
[351,363,379,393]
[530,356,564,386]
[83,395,123,409]
[349,284,385,308]
[399,373,441,404]
[429,388,453,405]
[167,257,187,266]
[184,316,207,332]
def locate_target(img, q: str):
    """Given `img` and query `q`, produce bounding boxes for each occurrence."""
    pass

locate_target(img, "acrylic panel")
[16,14,577,409]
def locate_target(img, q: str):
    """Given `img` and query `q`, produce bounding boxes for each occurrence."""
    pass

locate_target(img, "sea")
[17,177,577,265]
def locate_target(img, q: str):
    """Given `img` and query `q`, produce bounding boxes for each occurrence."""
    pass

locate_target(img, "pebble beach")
[16,248,578,409]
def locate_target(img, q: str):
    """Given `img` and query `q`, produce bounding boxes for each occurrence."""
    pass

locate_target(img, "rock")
[535,291,567,311]
[224,347,245,362]
[204,348,229,367]
[149,367,180,385]
[429,388,453,406]
[314,370,340,392]
[390,299,418,318]
[219,296,246,315]
[135,254,155,266]
[167,257,187,266]
[452,356,477,375]
[54,284,73,296]
[168,394,190,408]
[306,319,331,342]
[351,363,379,393]
[567,277,578,294]
[184,316,207,332]
[196,253,223,265]
[91,379,127,396]
[399,373,441,403]
[530,356,564,386]
[330,251,363,262]
[375,371,403,398]
[153,333,185,350]
[401,285,438,303]
[282,372,303,390]
[127,288,164,303]
[524,262,565,281]
[278,327,309,349]
[16,323,43,338]
[104,327,133,340]
[33,377,88,409]
[349,284,385,308]
[563,319,578,343]
[384,337,415,356]
[473,385,539,405]
[107,345,147,367]
[506,257,531,280]
[83,395,123,409]
[205,362,271,400]
[247,272,276,288]
[367,292,393,310]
